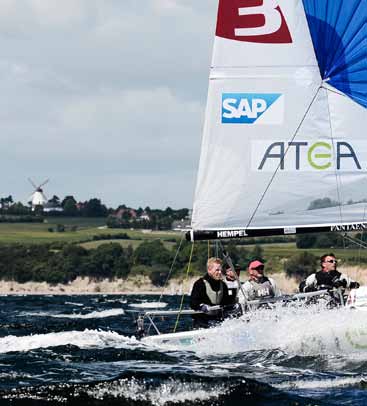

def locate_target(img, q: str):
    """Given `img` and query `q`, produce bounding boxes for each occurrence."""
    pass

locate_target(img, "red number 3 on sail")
[216,0,293,43]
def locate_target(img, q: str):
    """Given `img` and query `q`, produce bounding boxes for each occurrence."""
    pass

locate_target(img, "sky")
[1,0,218,209]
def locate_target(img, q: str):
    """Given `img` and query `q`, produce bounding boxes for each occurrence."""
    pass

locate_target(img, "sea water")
[0,294,367,405]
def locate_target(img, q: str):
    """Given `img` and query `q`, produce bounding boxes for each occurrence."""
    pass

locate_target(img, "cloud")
[0,1,218,208]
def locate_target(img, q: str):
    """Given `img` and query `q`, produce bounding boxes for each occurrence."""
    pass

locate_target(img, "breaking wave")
[0,329,139,354]
[19,308,125,319]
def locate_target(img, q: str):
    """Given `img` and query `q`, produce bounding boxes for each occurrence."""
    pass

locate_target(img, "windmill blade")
[39,179,50,188]
[28,178,37,189]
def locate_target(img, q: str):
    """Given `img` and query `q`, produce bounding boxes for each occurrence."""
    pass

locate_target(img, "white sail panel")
[192,70,322,230]
[190,0,367,236]
[249,87,367,229]
[213,0,317,68]
[192,80,367,231]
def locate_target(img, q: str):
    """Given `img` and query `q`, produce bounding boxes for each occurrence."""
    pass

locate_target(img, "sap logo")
[216,0,292,44]
[222,93,283,124]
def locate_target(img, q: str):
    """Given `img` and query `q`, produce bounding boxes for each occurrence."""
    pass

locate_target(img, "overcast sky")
[1,0,218,209]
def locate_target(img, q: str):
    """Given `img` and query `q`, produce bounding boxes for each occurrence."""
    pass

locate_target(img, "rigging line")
[245,86,322,229]
[358,206,367,263]
[173,241,194,333]
[322,85,346,97]
[219,241,248,306]
[158,232,185,304]
[342,233,367,249]
[146,233,185,336]
[325,87,344,228]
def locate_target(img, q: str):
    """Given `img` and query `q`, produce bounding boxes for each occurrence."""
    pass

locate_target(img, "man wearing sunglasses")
[299,253,360,293]
[238,259,281,303]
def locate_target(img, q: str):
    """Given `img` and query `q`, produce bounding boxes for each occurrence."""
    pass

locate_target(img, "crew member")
[190,257,233,328]
[238,259,281,304]
[299,253,360,293]
[223,265,241,301]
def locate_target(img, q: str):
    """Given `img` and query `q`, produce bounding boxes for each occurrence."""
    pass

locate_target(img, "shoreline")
[0,266,365,295]
[0,276,194,296]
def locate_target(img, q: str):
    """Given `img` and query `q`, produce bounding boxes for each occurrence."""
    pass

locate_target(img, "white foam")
[54,309,125,319]
[157,303,367,359]
[86,377,227,405]
[274,376,365,390]
[0,329,140,354]
[19,309,125,319]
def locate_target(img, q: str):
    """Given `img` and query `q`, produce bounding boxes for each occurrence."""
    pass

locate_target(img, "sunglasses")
[324,259,337,264]
[251,265,264,271]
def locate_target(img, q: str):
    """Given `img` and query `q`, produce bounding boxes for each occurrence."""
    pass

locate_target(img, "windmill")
[28,178,49,210]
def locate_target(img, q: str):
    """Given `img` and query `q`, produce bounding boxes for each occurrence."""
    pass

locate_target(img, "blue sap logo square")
[222,93,282,124]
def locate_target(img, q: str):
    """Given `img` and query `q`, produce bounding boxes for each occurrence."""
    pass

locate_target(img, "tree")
[284,252,317,282]
[0,195,13,210]
[7,202,30,215]
[82,198,108,217]
[149,265,170,287]
[48,195,60,205]
[296,234,318,248]
[62,196,78,216]
[134,240,172,266]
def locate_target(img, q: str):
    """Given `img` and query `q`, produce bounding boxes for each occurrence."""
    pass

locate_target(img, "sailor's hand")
[332,278,346,289]
[199,304,219,315]
[200,304,211,313]
[304,285,316,293]
[226,303,242,317]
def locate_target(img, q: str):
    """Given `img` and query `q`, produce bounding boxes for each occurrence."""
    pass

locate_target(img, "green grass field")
[80,239,176,250]
[0,218,181,244]
[242,243,367,273]
[0,220,366,272]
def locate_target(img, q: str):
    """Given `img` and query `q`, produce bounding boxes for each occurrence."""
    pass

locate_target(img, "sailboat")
[141,0,366,346]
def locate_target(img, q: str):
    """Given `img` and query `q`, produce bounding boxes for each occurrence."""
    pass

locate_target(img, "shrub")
[284,252,317,282]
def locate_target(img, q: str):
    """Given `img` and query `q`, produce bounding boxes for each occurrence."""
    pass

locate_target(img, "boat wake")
[0,371,317,406]
[18,308,125,319]
[0,329,139,354]
[154,303,367,361]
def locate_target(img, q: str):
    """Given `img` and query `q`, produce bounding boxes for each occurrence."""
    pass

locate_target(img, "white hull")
[129,302,168,309]
[142,327,218,347]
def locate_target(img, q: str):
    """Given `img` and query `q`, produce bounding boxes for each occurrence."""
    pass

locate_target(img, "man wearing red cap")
[238,259,281,303]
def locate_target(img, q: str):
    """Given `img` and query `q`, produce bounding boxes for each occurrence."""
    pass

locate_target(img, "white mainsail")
[190,0,367,239]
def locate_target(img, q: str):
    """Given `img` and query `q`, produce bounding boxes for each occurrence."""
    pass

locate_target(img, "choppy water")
[1,294,367,405]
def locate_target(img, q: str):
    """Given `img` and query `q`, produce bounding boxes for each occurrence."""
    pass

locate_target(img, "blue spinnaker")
[303,0,367,108]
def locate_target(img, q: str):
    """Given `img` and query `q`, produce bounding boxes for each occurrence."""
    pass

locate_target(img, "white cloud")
[0,1,218,208]
[28,0,88,27]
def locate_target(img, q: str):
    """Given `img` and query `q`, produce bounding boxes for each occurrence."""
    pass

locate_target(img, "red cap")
[248,260,264,269]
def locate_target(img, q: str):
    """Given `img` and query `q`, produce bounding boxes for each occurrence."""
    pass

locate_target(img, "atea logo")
[216,0,292,44]
[222,93,283,124]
